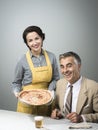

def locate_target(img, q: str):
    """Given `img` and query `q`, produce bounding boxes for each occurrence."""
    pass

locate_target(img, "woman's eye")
[35,37,39,40]
[28,39,33,42]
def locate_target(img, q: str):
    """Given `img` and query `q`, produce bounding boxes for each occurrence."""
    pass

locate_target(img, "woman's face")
[26,32,43,54]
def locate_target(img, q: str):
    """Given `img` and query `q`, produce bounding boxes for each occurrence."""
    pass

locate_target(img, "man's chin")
[65,77,72,83]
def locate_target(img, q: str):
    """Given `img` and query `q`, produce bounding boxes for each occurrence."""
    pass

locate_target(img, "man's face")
[60,56,81,84]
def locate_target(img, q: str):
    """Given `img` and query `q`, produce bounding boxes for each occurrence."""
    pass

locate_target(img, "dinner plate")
[18,89,53,106]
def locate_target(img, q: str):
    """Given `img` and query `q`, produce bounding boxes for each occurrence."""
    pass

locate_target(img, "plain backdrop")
[0,0,98,111]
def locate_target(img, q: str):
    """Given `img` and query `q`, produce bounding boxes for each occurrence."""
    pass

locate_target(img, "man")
[51,51,98,123]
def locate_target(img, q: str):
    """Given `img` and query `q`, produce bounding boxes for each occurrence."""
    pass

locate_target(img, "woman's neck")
[31,49,42,57]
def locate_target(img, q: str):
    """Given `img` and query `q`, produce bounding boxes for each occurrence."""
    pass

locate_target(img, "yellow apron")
[17,50,53,116]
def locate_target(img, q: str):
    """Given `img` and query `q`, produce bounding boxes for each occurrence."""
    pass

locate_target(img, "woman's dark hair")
[59,51,81,64]
[23,26,45,44]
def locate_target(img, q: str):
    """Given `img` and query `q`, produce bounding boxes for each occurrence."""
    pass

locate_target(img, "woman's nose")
[32,40,37,44]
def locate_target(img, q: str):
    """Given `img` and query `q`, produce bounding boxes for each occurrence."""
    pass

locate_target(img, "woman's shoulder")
[45,50,55,55]
[45,50,56,60]
[16,53,27,65]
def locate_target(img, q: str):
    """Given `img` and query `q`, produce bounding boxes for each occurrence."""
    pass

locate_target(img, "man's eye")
[67,64,72,68]
[60,65,64,69]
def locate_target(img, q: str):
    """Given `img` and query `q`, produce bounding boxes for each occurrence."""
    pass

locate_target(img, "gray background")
[0,0,98,111]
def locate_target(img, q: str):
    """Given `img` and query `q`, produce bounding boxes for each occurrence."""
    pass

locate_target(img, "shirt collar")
[29,49,44,58]
[67,76,82,88]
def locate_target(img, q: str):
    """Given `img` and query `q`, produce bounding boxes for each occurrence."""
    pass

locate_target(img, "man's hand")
[51,109,64,119]
[66,112,83,123]
[51,109,57,119]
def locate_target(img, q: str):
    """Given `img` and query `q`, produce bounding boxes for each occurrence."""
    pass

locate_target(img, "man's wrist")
[80,115,86,122]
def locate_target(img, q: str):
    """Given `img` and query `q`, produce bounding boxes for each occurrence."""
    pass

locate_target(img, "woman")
[11,25,60,116]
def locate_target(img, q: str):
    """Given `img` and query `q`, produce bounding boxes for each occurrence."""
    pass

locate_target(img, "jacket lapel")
[59,80,68,111]
[61,84,67,107]
[76,77,88,114]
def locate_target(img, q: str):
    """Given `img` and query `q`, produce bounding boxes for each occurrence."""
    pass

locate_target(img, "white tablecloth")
[0,110,98,130]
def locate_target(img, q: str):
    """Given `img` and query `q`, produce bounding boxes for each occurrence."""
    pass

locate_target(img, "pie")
[18,89,52,106]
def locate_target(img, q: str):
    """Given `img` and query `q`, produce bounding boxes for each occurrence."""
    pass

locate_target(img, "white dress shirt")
[64,76,82,112]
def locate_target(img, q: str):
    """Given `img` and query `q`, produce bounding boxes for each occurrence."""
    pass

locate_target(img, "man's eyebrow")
[67,63,72,65]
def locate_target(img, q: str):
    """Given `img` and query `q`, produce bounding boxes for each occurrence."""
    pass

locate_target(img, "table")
[0,110,97,130]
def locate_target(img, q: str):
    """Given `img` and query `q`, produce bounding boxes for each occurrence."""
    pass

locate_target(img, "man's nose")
[63,67,67,72]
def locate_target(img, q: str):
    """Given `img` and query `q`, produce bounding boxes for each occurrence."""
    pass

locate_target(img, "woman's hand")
[14,92,19,98]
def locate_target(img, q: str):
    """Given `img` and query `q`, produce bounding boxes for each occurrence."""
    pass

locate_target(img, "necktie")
[64,85,73,116]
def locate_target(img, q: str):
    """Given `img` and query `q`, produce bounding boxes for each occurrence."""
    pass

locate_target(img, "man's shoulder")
[56,78,67,93]
[82,77,98,89]
[57,78,67,86]
[82,77,98,84]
